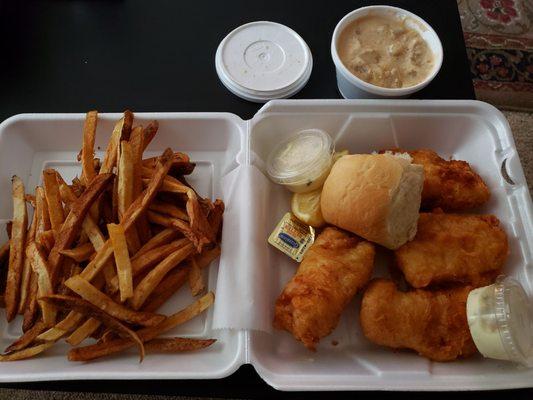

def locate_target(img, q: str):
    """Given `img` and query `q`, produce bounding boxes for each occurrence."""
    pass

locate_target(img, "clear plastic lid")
[467,275,533,367]
[266,129,334,191]
[493,276,533,367]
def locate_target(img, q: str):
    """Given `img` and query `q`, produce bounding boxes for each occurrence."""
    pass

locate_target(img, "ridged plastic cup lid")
[215,21,313,103]
[266,129,333,185]
[493,276,533,367]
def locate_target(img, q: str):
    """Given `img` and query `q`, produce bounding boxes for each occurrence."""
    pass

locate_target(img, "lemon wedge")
[291,189,326,227]
[333,149,349,163]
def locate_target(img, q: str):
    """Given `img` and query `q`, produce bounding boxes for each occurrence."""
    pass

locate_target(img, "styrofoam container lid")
[215,21,313,103]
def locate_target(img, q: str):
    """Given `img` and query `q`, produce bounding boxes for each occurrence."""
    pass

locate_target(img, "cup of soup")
[331,6,443,98]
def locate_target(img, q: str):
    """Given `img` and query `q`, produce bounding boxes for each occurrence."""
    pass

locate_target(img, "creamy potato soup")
[338,15,434,88]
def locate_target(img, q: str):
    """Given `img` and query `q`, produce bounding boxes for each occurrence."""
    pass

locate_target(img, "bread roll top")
[321,153,423,249]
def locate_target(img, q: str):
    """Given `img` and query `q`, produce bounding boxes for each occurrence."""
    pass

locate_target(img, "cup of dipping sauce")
[331,6,443,99]
[467,275,533,367]
[266,129,334,193]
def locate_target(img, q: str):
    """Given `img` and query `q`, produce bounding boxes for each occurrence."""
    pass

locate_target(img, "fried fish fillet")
[274,227,375,351]
[360,279,477,361]
[408,149,490,211]
[395,211,508,288]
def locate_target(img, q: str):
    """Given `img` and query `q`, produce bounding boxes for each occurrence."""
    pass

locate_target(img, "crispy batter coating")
[408,149,490,211]
[395,211,508,288]
[274,227,375,351]
[360,279,477,361]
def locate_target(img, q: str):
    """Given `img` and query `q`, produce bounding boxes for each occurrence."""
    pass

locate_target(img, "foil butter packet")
[268,212,315,262]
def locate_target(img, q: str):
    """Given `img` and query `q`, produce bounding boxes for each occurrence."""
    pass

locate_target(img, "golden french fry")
[100,110,134,174]
[68,292,214,362]
[6,176,28,321]
[117,141,141,252]
[147,176,213,251]
[129,126,144,193]
[99,330,117,344]
[141,121,158,152]
[208,199,224,242]
[188,257,204,297]
[147,211,205,251]
[142,246,220,313]
[81,111,98,185]
[66,318,101,346]
[135,228,178,258]
[43,170,65,240]
[64,275,164,327]
[129,126,151,244]
[144,338,216,353]
[37,311,85,342]
[131,243,195,310]
[81,149,174,282]
[0,342,55,361]
[35,187,50,250]
[142,152,194,176]
[22,272,38,332]
[132,239,189,277]
[18,209,38,314]
[149,201,189,221]
[37,230,55,253]
[118,141,134,220]
[26,242,56,326]
[141,268,188,313]
[47,173,113,285]
[5,321,47,353]
[41,294,145,361]
[109,239,189,294]
[107,224,133,302]
[58,180,117,290]
[37,275,106,342]
[57,261,81,296]
[59,242,95,263]
[71,177,85,197]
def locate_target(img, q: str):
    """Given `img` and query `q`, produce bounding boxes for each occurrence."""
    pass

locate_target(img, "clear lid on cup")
[266,129,334,190]
[493,276,533,366]
[467,275,533,367]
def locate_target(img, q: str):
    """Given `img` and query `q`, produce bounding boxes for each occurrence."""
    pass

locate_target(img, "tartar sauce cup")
[467,275,533,367]
[266,129,334,193]
[331,6,444,99]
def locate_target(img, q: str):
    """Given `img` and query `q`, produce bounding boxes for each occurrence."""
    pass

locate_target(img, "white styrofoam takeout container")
[0,100,531,391]
[331,6,444,99]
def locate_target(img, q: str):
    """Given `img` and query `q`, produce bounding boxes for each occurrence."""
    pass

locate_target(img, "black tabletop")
[0,0,503,398]
[0,0,474,124]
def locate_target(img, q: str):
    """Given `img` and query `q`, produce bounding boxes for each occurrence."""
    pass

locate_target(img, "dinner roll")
[321,153,423,249]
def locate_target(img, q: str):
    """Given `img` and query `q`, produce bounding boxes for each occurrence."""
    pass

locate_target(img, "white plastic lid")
[215,21,313,103]
[467,275,533,367]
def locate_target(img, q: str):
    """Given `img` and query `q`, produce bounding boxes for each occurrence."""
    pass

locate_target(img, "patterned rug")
[458,0,533,111]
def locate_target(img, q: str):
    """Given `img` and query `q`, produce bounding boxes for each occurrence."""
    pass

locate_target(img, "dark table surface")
[0,0,475,123]
[1,0,521,398]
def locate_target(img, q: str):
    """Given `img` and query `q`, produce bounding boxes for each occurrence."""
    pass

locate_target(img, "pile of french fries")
[0,110,224,362]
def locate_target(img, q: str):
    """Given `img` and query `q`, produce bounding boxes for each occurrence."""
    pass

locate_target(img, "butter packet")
[268,212,315,262]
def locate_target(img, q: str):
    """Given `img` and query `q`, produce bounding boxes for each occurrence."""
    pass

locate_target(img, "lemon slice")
[333,149,349,163]
[291,189,326,227]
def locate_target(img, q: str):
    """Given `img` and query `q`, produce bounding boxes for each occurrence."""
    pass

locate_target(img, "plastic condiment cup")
[467,275,533,367]
[331,6,444,99]
[266,129,334,193]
